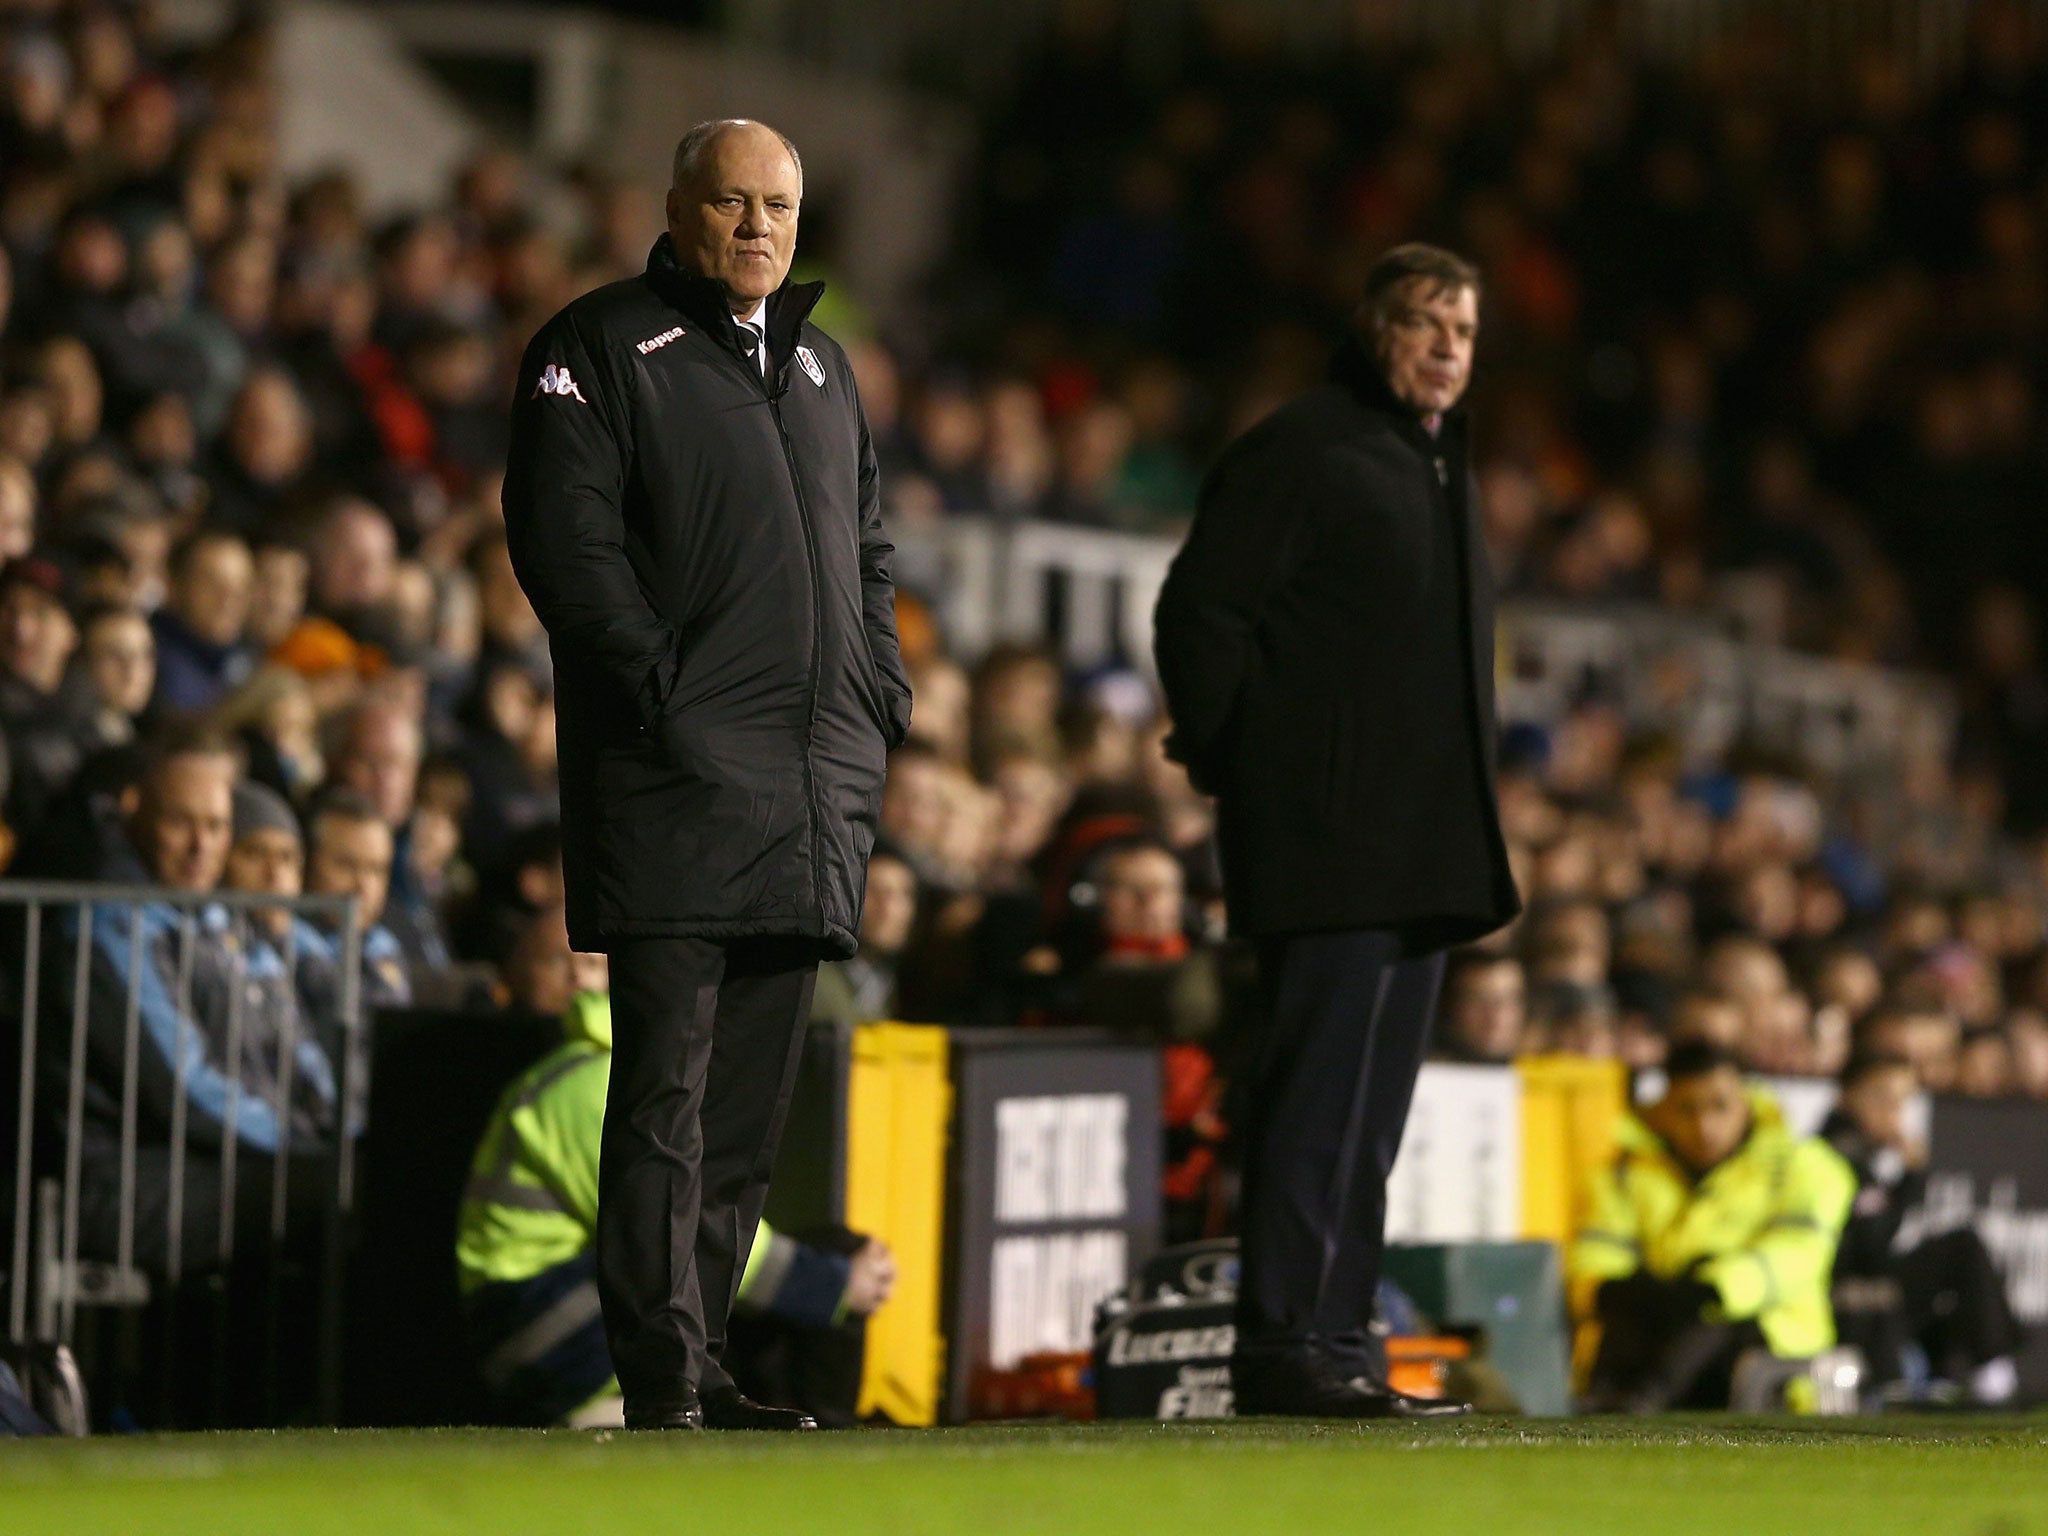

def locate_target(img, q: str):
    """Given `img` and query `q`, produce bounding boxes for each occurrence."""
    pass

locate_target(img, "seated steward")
[1569,1040,1855,1411]
[455,983,895,1428]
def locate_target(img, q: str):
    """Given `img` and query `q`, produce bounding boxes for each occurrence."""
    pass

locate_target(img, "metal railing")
[895,517,1175,673]
[3,882,364,1427]
[1494,598,1958,777]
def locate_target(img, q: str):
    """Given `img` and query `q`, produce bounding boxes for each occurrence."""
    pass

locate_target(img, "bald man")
[504,119,910,1431]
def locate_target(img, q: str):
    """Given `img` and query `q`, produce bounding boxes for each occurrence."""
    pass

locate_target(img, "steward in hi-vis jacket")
[1570,1044,1856,1410]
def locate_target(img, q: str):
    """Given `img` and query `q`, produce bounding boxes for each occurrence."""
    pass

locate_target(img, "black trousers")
[1587,1276,1766,1411]
[1233,929,1445,1375]
[597,934,819,1413]
[1836,1227,2023,1385]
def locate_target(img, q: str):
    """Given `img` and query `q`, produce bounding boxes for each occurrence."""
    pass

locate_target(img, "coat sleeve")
[1567,1154,1646,1319]
[1697,1139,1857,1323]
[502,311,680,732]
[1151,436,1317,788]
[855,398,913,749]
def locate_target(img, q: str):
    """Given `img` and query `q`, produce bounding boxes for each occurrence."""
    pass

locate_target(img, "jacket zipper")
[766,373,830,932]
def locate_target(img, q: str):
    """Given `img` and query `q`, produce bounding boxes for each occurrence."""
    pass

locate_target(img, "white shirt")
[735,297,769,378]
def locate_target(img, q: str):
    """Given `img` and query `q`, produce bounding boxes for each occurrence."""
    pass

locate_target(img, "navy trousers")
[466,1252,612,1426]
[1233,929,1446,1376]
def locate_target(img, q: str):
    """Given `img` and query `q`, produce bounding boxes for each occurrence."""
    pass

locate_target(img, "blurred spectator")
[1527,899,1611,989]
[385,754,467,985]
[1073,838,1229,1239]
[1532,978,1620,1060]
[329,694,421,829]
[246,539,310,651]
[54,736,339,1276]
[75,602,154,752]
[1955,1024,2016,1097]
[2009,1010,2048,1099]
[0,555,80,827]
[300,786,411,1012]
[451,653,555,862]
[1822,1052,2022,1405]
[1669,988,1747,1054]
[211,665,323,802]
[812,844,918,1029]
[497,902,580,1022]
[455,818,562,973]
[307,497,397,636]
[150,529,254,716]
[225,779,300,936]
[205,368,314,537]
[1434,950,1528,1063]
[1859,1001,1963,1093]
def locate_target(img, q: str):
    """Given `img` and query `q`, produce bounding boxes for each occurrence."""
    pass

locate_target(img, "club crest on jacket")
[795,346,826,389]
[533,363,587,401]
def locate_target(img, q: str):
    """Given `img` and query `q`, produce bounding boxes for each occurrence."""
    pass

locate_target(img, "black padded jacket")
[503,235,911,957]
[1153,339,1519,946]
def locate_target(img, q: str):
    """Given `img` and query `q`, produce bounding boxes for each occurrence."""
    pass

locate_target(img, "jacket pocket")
[654,632,725,741]
[854,641,900,745]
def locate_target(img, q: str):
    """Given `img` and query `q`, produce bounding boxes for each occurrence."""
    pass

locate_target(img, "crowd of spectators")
[940,3,2048,657]
[854,3,2048,1250]
[3,0,2048,1334]
[0,3,667,1271]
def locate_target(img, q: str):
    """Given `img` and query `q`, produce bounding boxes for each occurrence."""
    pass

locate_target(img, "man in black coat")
[1154,243,1520,1417]
[502,119,911,1431]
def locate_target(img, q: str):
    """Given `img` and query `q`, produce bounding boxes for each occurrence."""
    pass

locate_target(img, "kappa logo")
[795,345,826,389]
[636,326,686,355]
[532,364,587,401]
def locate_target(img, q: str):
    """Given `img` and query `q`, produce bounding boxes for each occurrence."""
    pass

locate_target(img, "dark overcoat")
[1153,340,1520,947]
[503,236,911,957]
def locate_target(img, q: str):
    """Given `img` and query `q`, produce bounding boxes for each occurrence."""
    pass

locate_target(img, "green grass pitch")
[4,1418,2045,1536]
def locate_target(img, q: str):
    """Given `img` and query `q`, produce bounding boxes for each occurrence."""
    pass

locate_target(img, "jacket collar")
[1331,332,1470,447]
[643,234,825,374]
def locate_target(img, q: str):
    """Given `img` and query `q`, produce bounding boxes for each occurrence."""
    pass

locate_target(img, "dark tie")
[737,321,764,374]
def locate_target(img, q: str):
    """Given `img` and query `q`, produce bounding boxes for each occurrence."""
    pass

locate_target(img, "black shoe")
[1379,1386,1473,1419]
[1232,1353,1472,1419]
[700,1387,819,1431]
[622,1400,704,1430]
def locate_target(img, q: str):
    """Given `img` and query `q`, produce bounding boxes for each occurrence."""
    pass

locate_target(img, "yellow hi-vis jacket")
[454,991,793,1301]
[1567,1087,1857,1359]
